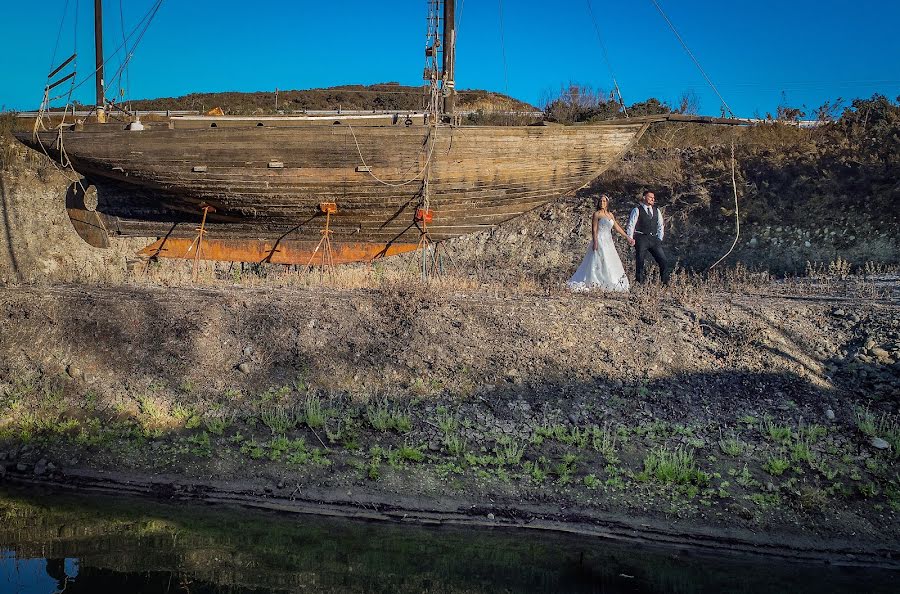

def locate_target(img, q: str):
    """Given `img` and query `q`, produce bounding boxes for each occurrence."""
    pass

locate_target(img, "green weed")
[367,398,411,433]
[764,454,791,476]
[761,417,793,444]
[303,395,327,429]
[718,436,745,457]
[494,436,526,465]
[204,415,229,436]
[260,405,300,434]
[590,422,619,463]
[641,447,709,486]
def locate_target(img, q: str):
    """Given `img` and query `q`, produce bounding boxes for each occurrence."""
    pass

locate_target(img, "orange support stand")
[190,204,215,282]
[306,202,338,274]
[414,207,444,279]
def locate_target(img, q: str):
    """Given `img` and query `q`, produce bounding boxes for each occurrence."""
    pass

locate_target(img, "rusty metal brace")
[306,203,337,274]
[413,207,444,279]
[190,204,215,282]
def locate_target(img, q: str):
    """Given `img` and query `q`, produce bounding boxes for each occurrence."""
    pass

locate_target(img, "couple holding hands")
[567,190,672,292]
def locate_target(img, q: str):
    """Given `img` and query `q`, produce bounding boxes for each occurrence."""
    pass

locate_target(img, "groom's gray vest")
[635,206,659,237]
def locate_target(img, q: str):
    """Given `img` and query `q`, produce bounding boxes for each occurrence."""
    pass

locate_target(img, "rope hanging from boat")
[31,0,91,189]
[346,124,438,188]
[585,0,628,117]
[707,136,740,270]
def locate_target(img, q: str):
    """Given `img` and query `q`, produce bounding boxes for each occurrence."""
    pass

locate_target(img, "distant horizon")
[2,0,899,117]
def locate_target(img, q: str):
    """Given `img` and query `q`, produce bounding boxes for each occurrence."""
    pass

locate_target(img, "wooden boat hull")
[16,119,649,263]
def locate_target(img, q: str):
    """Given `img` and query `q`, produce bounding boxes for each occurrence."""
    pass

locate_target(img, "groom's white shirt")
[626,204,664,241]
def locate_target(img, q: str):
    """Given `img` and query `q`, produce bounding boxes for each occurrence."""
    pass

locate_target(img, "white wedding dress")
[567,217,630,292]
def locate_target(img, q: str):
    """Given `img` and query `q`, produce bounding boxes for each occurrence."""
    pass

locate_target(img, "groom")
[626,190,672,284]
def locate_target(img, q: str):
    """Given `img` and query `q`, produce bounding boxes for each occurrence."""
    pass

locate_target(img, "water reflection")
[0,485,896,593]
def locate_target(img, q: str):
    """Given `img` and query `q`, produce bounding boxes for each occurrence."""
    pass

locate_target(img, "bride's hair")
[595,194,610,210]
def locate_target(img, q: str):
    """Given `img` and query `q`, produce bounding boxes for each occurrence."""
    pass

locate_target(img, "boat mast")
[441,0,456,116]
[94,0,106,123]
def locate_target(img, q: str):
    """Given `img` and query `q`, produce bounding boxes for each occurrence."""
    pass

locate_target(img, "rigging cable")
[646,0,742,268]
[49,0,73,72]
[62,0,165,102]
[585,0,628,117]
[104,0,165,104]
[497,0,510,94]
[648,0,734,117]
[118,0,131,104]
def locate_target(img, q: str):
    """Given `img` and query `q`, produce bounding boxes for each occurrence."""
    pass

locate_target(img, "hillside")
[126,83,536,114]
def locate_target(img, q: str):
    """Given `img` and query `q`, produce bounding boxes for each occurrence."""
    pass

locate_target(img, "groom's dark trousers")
[634,234,671,284]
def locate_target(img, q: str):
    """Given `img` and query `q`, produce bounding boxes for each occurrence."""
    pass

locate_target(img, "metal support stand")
[189,204,215,282]
[307,202,338,274]
[413,207,454,279]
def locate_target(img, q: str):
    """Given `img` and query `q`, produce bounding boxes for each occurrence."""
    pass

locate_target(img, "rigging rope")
[648,0,734,117]
[647,0,742,270]
[104,0,165,104]
[118,0,131,103]
[585,0,628,117]
[497,0,510,94]
[50,0,74,71]
[346,124,438,188]
[67,0,165,102]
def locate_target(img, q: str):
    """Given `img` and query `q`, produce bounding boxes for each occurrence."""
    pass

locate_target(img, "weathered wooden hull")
[16,119,649,263]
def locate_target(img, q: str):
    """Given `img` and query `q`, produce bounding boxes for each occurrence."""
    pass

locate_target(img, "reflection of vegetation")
[0,488,896,594]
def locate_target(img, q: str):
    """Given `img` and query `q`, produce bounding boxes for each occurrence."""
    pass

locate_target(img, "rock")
[870,347,890,362]
[33,462,47,476]
[766,482,776,492]
[825,409,835,421]
[870,437,890,450]
[487,513,495,521]
[66,365,84,380]
[46,462,57,472]
[15,463,28,473]
[428,441,441,452]
[242,346,253,357]
[833,308,845,317]
[238,363,252,374]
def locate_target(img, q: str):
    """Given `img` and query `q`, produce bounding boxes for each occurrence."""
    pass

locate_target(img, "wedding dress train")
[567,217,630,292]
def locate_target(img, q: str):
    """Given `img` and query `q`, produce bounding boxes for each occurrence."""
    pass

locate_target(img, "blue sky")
[1,0,898,117]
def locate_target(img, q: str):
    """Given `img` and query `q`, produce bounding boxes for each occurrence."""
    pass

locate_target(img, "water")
[0,485,895,593]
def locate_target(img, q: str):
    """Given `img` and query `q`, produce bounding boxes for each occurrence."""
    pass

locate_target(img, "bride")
[567,193,633,292]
